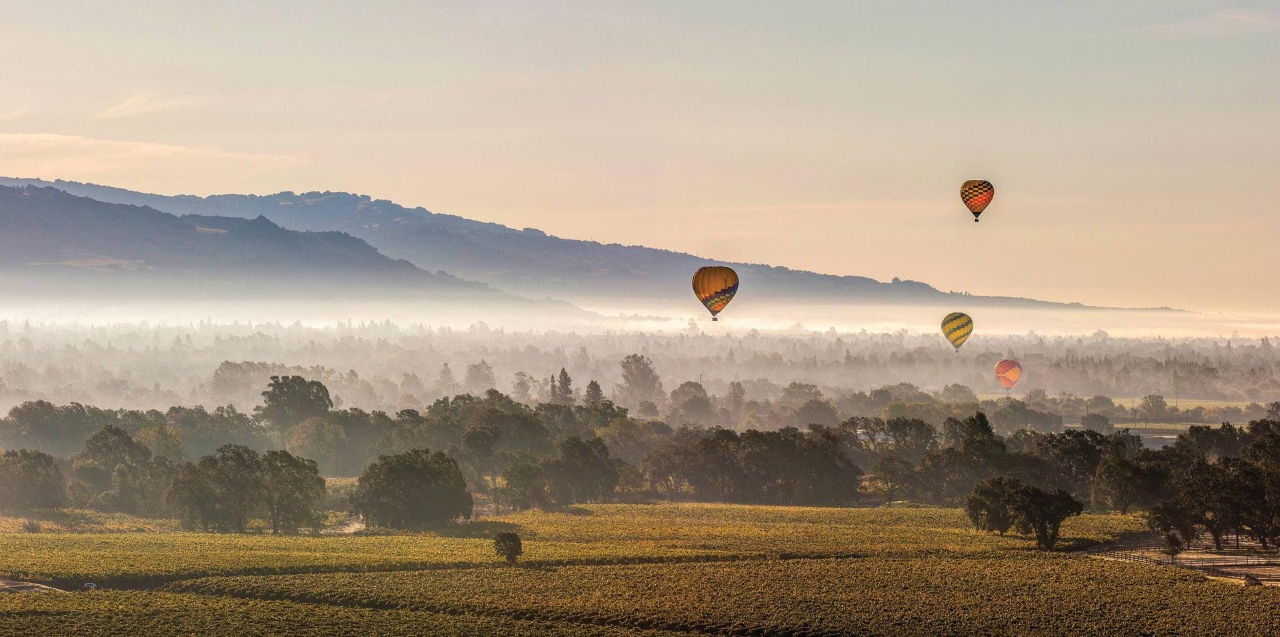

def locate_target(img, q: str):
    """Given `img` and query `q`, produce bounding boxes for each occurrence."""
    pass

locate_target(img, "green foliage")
[0,449,66,513]
[1009,485,1083,550]
[584,380,604,408]
[965,475,1022,535]
[544,437,619,506]
[464,360,497,395]
[493,531,522,564]
[351,449,473,528]
[495,460,547,512]
[285,417,349,475]
[1080,413,1113,434]
[263,450,326,534]
[619,355,662,408]
[256,375,333,434]
[70,425,173,517]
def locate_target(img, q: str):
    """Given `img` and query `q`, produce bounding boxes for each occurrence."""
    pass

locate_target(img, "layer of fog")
[0,301,1277,417]
[4,297,1279,340]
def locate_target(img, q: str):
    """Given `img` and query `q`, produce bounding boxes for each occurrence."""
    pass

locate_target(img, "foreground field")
[165,556,1280,636]
[0,533,725,589]
[0,591,682,637]
[0,506,1138,587]
[2,504,1277,636]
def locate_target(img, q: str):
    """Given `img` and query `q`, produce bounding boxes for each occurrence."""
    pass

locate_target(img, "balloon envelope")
[941,312,973,350]
[995,359,1023,390]
[692,266,739,320]
[961,180,995,221]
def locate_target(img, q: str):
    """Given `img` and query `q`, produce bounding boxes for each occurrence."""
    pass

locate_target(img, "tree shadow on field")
[24,509,99,531]
[1060,528,1157,552]
[431,519,522,539]
[998,526,1155,553]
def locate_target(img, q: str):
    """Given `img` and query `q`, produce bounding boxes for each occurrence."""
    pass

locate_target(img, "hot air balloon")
[692,266,739,321]
[995,359,1023,391]
[941,312,973,351]
[960,180,995,222]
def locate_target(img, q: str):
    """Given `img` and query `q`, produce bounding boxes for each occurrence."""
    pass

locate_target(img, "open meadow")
[3,504,1278,636]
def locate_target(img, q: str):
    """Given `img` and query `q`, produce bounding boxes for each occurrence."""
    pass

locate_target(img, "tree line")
[2,366,1280,548]
[5,320,1280,420]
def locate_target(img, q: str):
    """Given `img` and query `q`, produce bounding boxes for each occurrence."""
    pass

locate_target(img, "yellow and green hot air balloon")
[941,312,973,351]
[961,180,995,222]
[692,266,739,321]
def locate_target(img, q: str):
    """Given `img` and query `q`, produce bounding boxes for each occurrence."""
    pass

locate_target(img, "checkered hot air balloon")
[941,312,973,351]
[961,180,995,222]
[995,359,1023,390]
[692,266,739,321]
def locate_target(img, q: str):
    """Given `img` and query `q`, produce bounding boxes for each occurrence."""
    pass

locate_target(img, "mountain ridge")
[0,184,561,311]
[0,177,1178,312]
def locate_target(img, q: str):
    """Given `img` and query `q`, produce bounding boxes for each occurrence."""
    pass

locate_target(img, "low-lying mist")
[0,297,1276,418]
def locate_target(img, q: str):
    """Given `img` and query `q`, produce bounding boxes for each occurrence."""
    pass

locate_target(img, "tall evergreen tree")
[584,380,604,407]
[557,368,574,405]
[436,363,460,397]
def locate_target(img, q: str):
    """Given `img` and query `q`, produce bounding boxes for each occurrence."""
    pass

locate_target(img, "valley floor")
[1,504,1277,636]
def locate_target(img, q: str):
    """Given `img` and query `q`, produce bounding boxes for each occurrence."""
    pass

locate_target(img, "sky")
[0,1,1278,313]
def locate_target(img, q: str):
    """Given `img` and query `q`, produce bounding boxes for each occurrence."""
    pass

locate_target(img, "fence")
[1087,533,1280,583]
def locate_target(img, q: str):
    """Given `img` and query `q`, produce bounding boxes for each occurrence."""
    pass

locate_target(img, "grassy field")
[2,504,1277,636]
[0,509,181,534]
[0,591,683,637]
[164,556,1279,636]
[0,532,728,589]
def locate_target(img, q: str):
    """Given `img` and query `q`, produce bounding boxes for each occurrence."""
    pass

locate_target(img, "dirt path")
[324,518,366,535]
[0,580,65,594]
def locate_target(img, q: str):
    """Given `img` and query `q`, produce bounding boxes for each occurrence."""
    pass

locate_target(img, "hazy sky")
[1,1,1278,312]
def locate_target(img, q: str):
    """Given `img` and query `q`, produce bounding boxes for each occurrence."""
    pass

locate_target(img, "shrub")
[494,532,523,564]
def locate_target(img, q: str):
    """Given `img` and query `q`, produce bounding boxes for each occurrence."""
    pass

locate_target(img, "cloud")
[0,107,31,122]
[93,91,203,119]
[0,133,306,191]
[1130,8,1280,37]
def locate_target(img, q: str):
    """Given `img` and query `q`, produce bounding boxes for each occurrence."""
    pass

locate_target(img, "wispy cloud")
[93,91,203,119]
[0,107,31,122]
[0,133,305,189]
[1129,8,1280,37]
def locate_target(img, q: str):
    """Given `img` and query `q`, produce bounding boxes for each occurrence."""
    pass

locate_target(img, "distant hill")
[0,178,1106,308]
[0,185,532,306]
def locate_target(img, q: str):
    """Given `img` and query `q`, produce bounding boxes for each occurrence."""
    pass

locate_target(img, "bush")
[494,531,523,564]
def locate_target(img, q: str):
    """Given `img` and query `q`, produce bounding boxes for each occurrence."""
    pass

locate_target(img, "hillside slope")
[0,178,1087,308]
[0,185,512,303]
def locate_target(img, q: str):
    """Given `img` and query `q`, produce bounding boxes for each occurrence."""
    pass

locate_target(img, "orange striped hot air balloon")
[961,180,995,222]
[995,359,1023,391]
[692,266,739,321]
